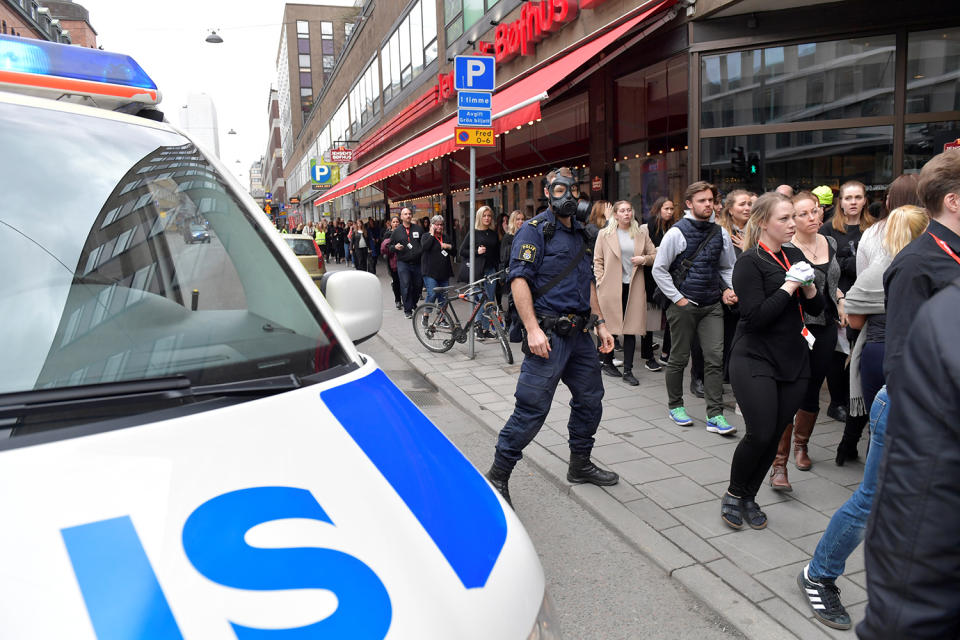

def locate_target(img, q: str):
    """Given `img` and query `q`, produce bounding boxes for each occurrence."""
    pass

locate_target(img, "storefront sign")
[289,197,300,205]
[330,147,354,163]
[492,0,610,65]
[591,176,602,192]
[310,158,340,192]
[945,138,960,152]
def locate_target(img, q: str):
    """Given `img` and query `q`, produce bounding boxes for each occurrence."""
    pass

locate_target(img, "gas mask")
[548,175,591,222]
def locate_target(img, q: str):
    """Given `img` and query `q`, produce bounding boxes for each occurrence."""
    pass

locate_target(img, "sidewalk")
[358,262,867,640]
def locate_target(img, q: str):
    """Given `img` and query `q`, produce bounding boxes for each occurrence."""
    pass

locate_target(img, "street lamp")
[227,129,237,135]
[205,30,223,44]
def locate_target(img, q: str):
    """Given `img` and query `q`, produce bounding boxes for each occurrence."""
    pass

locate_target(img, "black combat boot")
[485,465,513,507]
[567,453,619,486]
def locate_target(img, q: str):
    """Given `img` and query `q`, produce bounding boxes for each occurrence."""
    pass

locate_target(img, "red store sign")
[330,147,354,163]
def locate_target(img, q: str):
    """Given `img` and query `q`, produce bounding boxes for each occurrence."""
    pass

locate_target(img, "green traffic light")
[750,165,757,174]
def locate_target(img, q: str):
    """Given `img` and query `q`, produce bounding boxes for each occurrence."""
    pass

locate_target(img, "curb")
[377,336,799,640]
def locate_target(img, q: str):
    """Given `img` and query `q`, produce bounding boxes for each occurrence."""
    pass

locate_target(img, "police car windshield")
[0,101,349,395]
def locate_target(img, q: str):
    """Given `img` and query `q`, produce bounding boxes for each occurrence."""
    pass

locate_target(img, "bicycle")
[412,269,514,364]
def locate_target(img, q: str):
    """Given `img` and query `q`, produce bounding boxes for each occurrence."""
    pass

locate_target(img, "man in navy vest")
[652,181,738,435]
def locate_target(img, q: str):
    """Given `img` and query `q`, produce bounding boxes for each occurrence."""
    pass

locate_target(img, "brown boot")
[793,409,818,471]
[770,423,793,491]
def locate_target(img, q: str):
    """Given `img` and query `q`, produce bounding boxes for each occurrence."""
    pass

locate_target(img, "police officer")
[486,167,619,507]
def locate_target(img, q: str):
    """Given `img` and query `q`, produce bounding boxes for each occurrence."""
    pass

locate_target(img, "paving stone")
[532,429,567,448]
[757,596,834,640]
[608,393,663,410]
[704,481,728,497]
[791,531,865,576]
[810,430,843,447]
[456,382,489,394]
[710,529,808,573]
[673,566,796,640]
[706,557,775,603]
[599,415,656,433]
[470,392,503,404]
[803,458,865,488]
[609,457,681,485]
[789,477,854,512]
[624,497,681,531]
[590,441,648,465]
[761,500,830,540]
[601,480,644,503]
[705,440,741,462]
[599,404,633,420]
[618,427,680,448]
[592,429,625,447]
[662,525,723,562]
[670,499,732,539]
[676,424,740,447]
[675,457,732,485]
[641,476,716,509]
[644,440,713,465]
[846,569,867,589]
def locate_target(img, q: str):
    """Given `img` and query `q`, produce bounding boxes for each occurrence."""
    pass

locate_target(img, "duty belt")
[537,313,593,336]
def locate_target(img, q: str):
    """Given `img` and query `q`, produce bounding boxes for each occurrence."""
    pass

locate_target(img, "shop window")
[907,28,960,114]
[513,183,520,208]
[700,126,894,196]
[526,181,533,200]
[904,121,960,172]
[701,35,896,129]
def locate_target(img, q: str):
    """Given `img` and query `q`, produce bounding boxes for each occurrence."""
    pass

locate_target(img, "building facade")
[178,93,221,159]
[2,0,80,42]
[275,0,959,229]
[262,88,285,211]
[39,0,96,47]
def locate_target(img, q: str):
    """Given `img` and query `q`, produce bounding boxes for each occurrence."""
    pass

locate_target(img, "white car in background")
[0,34,559,640]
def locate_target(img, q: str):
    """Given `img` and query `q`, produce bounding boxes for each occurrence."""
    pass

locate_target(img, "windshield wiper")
[0,374,303,420]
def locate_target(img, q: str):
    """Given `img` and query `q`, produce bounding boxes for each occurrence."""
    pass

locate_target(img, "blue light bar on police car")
[0,34,159,107]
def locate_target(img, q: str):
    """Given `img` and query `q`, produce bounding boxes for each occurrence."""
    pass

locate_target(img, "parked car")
[0,34,559,640]
[183,222,210,244]
[283,233,326,284]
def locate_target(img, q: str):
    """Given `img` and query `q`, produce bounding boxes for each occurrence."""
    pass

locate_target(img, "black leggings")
[728,356,807,499]
[389,267,402,304]
[800,322,838,412]
[603,283,638,372]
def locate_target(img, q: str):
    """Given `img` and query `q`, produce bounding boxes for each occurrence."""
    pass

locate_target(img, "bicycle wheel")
[483,302,514,364]
[413,303,456,353]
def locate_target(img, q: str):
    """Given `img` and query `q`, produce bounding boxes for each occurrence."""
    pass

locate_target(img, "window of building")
[907,27,960,114]
[349,59,381,134]
[321,21,334,82]
[701,35,896,129]
[345,22,355,41]
[444,0,496,44]
[296,20,309,35]
[381,0,439,105]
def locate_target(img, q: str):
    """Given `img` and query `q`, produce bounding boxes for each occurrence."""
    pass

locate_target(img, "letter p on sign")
[454,55,495,92]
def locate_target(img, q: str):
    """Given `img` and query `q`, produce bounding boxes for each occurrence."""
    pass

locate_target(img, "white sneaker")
[612,358,623,367]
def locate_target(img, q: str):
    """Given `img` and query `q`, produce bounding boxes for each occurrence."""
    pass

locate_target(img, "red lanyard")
[758,242,806,324]
[930,232,960,266]
[435,231,443,244]
[758,241,792,271]
[404,226,412,242]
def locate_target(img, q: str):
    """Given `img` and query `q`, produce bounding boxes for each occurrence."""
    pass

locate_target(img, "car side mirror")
[320,271,382,344]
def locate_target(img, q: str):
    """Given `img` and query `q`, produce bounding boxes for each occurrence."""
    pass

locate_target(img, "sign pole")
[468,145,477,359]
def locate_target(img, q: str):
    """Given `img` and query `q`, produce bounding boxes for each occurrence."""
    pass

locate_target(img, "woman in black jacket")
[643,197,679,366]
[420,214,454,303]
[499,210,525,269]
[459,205,500,336]
[722,192,824,531]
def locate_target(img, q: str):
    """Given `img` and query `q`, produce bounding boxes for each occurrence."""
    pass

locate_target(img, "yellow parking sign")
[455,127,495,147]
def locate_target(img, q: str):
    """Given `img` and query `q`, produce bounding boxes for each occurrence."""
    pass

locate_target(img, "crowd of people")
[479,153,960,637]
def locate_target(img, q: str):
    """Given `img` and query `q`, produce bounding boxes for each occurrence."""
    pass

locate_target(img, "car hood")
[0,359,544,638]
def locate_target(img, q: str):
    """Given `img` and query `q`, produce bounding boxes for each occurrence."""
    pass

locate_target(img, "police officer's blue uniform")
[492,208,604,473]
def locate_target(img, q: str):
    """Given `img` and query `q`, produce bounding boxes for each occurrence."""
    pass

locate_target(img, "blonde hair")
[474,205,495,230]
[743,192,793,250]
[507,210,525,235]
[882,205,929,257]
[832,181,876,233]
[600,201,640,238]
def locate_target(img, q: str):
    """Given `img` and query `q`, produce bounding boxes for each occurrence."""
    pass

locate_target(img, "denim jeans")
[396,261,422,314]
[808,385,889,581]
[423,276,448,304]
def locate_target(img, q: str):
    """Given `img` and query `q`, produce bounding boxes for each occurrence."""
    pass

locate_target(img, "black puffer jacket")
[859,277,960,639]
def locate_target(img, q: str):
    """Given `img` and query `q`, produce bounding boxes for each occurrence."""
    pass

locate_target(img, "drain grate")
[405,389,442,407]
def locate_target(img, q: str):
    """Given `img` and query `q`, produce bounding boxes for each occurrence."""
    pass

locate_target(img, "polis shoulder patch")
[528,219,540,226]
[519,243,537,262]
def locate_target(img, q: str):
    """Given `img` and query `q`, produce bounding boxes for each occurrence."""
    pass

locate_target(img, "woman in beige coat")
[594,200,657,385]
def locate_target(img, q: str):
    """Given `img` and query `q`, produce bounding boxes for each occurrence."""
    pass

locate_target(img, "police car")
[0,35,559,639]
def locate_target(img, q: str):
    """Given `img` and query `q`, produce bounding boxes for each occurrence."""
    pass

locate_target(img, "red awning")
[316,0,673,205]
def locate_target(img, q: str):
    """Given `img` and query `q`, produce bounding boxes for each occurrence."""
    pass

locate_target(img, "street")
[362,326,742,640]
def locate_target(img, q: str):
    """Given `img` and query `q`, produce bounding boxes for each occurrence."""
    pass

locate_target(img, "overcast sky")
[80,0,355,184]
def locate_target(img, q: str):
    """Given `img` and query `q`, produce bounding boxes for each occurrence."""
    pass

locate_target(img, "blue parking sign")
[454,56,495,92]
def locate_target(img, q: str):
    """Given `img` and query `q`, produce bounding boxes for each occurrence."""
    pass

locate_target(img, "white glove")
[785,262,815,285]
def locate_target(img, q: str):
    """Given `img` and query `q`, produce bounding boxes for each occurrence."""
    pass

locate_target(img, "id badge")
[407,243,413,249]
[441,250,448,257]
[801,326,815,350]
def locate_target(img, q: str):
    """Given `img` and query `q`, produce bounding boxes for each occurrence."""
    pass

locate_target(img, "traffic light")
[748,153,760,175]
[731,146,746,174]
